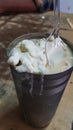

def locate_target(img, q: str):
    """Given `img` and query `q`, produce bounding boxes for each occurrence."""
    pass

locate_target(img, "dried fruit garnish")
[19,44,28,52]
[16,60,22,66]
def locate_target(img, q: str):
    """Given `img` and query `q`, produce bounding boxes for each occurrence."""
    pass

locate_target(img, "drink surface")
[8,36,73,74]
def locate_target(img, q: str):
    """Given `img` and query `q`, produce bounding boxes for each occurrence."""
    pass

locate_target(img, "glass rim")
[7,32,73,76]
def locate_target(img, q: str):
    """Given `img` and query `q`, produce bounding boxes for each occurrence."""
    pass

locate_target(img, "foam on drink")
[8,36,73,74]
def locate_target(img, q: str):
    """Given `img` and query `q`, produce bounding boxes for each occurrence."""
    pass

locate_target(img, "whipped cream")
[8,36,73,74]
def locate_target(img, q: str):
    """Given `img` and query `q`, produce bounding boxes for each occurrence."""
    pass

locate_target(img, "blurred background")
[0,0,73,14]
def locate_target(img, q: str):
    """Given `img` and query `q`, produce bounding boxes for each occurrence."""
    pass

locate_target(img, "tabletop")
[0,12,73,130]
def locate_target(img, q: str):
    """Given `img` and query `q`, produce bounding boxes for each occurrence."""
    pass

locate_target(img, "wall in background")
[60,0,73,13]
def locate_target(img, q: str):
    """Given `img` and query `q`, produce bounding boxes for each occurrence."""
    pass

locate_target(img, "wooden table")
[0,12,73,130]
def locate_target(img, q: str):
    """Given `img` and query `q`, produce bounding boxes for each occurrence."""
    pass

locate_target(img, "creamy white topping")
[8,36,73,74]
